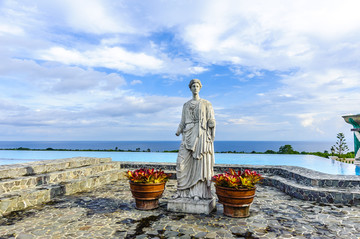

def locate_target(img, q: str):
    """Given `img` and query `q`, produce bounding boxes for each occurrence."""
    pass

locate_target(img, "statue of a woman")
[175,79,216,200]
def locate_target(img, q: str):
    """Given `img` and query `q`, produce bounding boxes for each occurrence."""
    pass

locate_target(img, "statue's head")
[188,79,202,89]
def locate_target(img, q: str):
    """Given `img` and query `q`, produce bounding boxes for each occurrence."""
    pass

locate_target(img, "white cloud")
[4,0,360,73]
[278,69,360,101]
[44,0,134,34]
[39,46,164,74]
[0,89,187,140]
[297,113,315,128]
[0,59,131,137]
[63,1,123,33]
[38,46,209,76]
[294,113,325,134]
[188,66,208,74]
[0,24,24,36]
[92,94,185,117]
[179,0,360,71]
[227,118,247,125]
[250,66,360,139]
[130,80,142,85]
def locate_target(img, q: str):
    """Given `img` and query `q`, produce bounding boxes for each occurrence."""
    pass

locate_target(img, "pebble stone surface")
[1,179,360,239]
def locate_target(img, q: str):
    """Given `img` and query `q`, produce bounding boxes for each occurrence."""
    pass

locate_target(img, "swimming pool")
[0,150,358,175]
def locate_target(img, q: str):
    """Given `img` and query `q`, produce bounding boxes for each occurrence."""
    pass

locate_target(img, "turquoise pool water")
[0,150,359,175]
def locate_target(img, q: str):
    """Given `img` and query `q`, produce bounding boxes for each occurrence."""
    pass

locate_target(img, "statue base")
[167,197,216,214]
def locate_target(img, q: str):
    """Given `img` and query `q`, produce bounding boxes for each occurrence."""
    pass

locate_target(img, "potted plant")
[212,168,263,217]
[125,168,171,210]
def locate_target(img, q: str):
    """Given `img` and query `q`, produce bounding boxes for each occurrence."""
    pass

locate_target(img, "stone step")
[0,162,121,194]
[264,175,360,205]
[0,157,112,180]
[0,169,122,216]
[266,168,360,189]
[214,165,360,189]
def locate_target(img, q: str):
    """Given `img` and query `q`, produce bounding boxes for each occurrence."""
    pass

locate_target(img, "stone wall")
[0,157,122,216]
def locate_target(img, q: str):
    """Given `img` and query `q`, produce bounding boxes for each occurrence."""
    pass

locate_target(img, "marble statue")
[174,79,216,200]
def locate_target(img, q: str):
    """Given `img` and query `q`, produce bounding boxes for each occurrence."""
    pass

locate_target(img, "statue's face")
[191,82,201,94]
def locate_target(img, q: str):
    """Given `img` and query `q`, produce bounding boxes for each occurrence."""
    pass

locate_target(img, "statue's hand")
[208,119,215,128]
[175,132,180,136]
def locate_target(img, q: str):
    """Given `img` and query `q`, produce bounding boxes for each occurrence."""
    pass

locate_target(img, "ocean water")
[0,141,337,153]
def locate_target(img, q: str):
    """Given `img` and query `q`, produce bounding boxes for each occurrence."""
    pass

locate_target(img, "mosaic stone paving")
[0,179,360,239]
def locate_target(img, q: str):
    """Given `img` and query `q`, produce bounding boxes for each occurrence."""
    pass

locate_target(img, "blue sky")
[1,0,360,142]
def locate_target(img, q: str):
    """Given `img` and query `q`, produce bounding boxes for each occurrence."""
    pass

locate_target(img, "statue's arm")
[176,105,186,136]
[207,103,216,128]
[207,103,216,140]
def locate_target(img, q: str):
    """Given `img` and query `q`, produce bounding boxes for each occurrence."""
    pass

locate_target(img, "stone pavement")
[0,179,360,239]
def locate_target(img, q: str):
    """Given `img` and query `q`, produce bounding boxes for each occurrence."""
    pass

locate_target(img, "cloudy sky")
[1,0,360,142]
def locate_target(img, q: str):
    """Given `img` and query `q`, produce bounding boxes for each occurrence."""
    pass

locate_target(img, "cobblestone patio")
[1,179,360,239]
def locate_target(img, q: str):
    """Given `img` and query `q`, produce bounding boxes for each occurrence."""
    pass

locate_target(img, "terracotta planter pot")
[129,181,166,210]
[215,185,256,218]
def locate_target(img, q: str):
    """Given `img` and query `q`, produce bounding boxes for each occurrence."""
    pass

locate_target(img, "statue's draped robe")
[176,99,215,199]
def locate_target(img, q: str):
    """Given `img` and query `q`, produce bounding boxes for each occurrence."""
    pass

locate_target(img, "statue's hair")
[188,79,202,89]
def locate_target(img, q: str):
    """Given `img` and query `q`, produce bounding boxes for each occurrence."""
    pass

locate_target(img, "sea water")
[0,141,337,152]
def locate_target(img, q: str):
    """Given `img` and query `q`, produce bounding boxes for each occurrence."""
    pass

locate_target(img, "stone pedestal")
[167,197,216,214]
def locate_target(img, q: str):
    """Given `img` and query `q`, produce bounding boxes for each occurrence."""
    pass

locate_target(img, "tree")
[333,133,349,158]
[278,144,295,154]
[264,149,276,154]
[330,146,335,155]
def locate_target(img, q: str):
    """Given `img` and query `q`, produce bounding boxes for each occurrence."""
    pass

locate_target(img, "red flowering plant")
[125,168,171,184]
[211,168,263,189]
